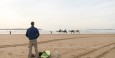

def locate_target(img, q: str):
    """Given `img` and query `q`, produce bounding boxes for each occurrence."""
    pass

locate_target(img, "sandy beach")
[0,34,115,58]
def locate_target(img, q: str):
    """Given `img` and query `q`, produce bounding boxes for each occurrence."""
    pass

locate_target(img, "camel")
[56,29,62,33]
[75,30,80,34]
[56,29,67,34]
[69,30,80,34]
[69,30,75,34]
[63,29,67,34]
[56,29,79,34]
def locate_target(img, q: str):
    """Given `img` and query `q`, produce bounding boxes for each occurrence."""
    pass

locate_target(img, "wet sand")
[0,34,115,58]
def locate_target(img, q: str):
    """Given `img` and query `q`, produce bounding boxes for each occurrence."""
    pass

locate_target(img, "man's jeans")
[28,39,39,58]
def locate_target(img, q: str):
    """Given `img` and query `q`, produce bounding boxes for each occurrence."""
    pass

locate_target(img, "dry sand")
[0,34,115,58]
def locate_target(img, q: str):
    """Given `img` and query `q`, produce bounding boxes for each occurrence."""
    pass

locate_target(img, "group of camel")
[56,29,80,34]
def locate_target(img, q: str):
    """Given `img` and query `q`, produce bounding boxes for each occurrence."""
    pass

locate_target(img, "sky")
[0,0,115,30]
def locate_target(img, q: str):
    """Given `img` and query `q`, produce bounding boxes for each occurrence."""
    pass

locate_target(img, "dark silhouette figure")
[75,30,80,34]
[63,29,67,34]
[69,30,75,34]
[56,29,63,34]
[56,29,67,34]
[69,30,80,34]
[10,31,11,34]
[50,31,52,34]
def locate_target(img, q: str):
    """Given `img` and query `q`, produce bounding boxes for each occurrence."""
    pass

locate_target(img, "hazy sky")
[0,0,115,30]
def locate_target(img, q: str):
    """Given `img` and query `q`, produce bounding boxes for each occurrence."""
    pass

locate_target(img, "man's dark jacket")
[26,26,40,40]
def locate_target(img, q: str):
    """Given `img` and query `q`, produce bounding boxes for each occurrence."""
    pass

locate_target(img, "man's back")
[26,26,40,40]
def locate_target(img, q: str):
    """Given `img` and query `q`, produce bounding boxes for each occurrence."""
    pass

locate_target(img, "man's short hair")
[31,21,34,26]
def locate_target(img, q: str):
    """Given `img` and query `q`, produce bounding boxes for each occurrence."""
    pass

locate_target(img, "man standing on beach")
[26,21,40,58]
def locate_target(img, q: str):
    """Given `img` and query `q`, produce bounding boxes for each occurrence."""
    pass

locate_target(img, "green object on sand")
[40,50,50,58]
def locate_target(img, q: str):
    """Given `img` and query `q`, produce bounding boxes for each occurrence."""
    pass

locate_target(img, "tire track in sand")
[95,45,115,58]
[0,35,112,48]
[57,42,115,58]
[74,42,115,58]
[0,37,86,48]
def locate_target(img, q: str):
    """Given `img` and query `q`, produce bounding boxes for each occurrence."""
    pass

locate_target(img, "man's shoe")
[31,54,35,57]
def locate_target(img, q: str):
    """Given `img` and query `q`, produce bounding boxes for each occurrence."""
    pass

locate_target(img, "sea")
[0,29,115,34]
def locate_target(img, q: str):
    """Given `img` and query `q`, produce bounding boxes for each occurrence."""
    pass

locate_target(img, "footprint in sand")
[8,52,13,55]
[22,52,25,53]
